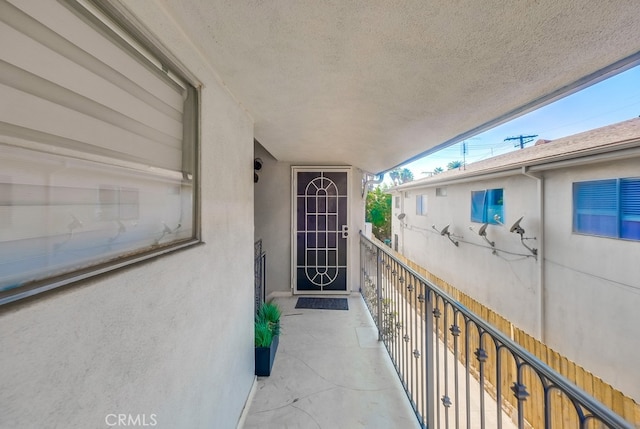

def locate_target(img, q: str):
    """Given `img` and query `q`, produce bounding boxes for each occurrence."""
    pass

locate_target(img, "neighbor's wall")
[543,157,640,401]
[253,143,292,294]
[393,175,541,336]
[253,153,367,294]
[0,3,255,429]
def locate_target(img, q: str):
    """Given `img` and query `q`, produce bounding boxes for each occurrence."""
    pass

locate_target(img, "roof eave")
[389,138,640,192]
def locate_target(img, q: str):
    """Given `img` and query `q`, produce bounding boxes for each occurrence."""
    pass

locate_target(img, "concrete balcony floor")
[242,294,421,429]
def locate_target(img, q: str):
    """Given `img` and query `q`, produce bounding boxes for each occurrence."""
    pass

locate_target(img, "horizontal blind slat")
[575,180,617,212]
[4,0,185,108]
[0,79,183,171]
[0,22,183,138]
[621,179,640,217]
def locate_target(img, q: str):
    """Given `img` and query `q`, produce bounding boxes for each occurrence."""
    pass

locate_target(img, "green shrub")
[254,320,273,347]
[258,302,281,324]
[257,301,281,337]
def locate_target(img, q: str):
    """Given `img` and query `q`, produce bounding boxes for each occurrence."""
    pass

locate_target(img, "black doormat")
[295,297,349,311]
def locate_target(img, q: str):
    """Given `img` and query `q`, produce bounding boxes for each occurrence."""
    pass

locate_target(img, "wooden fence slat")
[597,378,614,412]
[621,394,633,423]
[548,350,562,429]
[575,365,585,394]
[583,367,594,398]
[566,363,578,427]
[633,400,640,427]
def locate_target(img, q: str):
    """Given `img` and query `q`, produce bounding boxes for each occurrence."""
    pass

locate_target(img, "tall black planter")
[255,335,279,376]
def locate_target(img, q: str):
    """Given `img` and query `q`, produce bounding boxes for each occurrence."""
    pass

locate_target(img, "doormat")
[295,297,349,311]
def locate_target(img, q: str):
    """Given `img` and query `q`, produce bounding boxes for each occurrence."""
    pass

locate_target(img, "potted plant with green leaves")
[255,301,281,376]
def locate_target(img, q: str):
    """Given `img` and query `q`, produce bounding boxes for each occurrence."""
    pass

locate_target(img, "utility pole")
[461,141,467,170]
[459,137,481,169]
[504,134,538,149]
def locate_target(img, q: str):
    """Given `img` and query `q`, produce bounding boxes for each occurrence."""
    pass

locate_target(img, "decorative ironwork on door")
[294,170,348,292]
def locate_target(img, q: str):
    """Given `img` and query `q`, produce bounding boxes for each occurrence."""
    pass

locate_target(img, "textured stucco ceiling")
[159,0,640,173]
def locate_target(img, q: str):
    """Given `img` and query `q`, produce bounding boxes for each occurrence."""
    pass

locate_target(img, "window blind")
[0,0,198,297]
[620,178,640,239]
[573,180,618,237]
[0,0,187,171]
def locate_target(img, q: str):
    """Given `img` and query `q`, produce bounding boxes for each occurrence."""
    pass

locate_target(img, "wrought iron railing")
[254,239,266,314]
[359,232,632,429]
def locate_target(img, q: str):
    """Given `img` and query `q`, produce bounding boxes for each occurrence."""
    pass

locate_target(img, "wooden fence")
[396,254,639,428]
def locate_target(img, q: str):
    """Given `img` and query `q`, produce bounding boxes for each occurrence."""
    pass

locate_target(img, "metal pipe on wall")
[522,166,545,342]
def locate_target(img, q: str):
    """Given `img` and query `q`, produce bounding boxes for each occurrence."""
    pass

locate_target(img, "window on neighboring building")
[0,0,199,304]
[416,195,428,216]
[471,188,503,224]
[395,196,400,208]
[436,187,447,197]
[573,178,640,240]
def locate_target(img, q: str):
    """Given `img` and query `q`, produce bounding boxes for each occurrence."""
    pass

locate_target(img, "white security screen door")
[293,168,349,293]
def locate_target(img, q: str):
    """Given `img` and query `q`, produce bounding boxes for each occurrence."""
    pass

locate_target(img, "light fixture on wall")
[432,224,459,247]
[509,216,537,258]
[254,158,263,183]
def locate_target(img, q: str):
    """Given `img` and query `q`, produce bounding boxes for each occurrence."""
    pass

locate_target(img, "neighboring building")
[390,118,640,401]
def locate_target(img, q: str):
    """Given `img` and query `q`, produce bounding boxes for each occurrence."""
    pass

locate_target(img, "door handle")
[341,225,349,238]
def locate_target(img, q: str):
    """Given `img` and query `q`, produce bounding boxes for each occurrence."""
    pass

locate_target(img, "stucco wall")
[253,152,367,295]
[393,175,541,333]
[543,158,640,401]
[0,3,256,429]
[254,143,292,294]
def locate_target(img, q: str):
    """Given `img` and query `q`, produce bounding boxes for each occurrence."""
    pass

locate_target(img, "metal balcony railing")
[359,233,633,429]
[254,239,266,314]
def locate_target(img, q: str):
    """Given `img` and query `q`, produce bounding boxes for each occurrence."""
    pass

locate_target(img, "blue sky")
[402,65,640,178]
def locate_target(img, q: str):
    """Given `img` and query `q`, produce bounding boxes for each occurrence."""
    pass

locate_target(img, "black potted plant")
[255,301,281,376]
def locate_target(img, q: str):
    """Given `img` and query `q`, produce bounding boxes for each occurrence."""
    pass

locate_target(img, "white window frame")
[0,0,201,306]
[416,194,428,216]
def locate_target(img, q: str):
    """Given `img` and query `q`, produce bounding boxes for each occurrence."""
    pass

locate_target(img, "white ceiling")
[160,0,640,173]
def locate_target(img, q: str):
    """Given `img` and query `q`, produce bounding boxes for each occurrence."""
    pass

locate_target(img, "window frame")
[0,0,201,306]
[416,194,428,216]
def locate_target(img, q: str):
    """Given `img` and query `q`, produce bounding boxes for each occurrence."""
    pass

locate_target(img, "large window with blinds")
[573,178,640,240]
[0,0,199,304]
